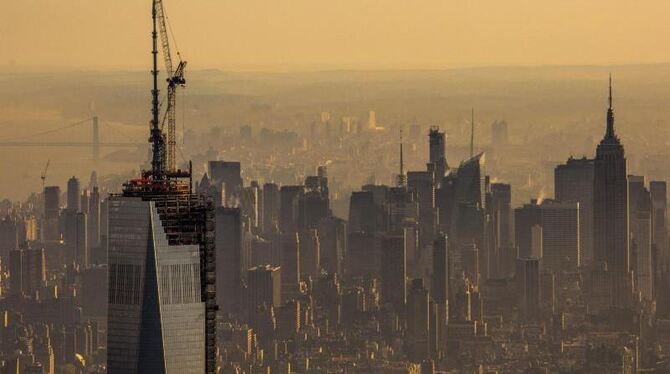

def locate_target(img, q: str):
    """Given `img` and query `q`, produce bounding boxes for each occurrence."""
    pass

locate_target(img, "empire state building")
[592,76,631,309]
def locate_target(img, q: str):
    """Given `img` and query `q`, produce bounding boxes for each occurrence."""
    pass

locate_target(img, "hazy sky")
[3,1,670,71]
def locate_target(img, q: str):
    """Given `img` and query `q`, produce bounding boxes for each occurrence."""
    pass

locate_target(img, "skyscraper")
[107,2,216,371]
[63,210,87,268]
[209,160,243,204]
[248,265,281,323]
[555,156,594,265]
[516,257,541,323]
[67,176,81,212]
[592,77,631,309]
[381,234,407,312]
[428,126,448,184]
[216,207,243,315]
[43,186,61,242]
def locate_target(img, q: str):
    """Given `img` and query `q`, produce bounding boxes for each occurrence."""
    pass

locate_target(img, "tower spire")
[470,107,475,158]
[397,129,406,187]
[606,74,615,138]
[149,0,165,178]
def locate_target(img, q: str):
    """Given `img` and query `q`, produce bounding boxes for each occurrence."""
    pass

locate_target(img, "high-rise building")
[279,185,305,233]
[592,77,631,309]
[0,216,18,262]
[491,120,508,147]
[428,126,448,183]
[67,177,81,212]
[107,3,216,371]
[24,245,46,297]
[262,183,280,235]
[279,232,300,298]
[381,234,407,312]
[43,186,61,242]
[248,265,281,323]
[406,278,431,362]
[216,207,243,315]
[408,171,436,248]
[516,257,541,323]
[431,234,448,351]
[107,196,214,373]
[555,156,594,265]
[240,185,259,230]
[515,201,542,259]
[539,200,580,273]
[632,187,653,301]
[299,229,320,278]
[209,160,243,204]
[63,210,87,268]
[88,187,101,252]
[490,183,512,278]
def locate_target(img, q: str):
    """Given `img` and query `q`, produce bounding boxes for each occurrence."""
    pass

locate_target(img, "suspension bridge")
[0,117,145,161]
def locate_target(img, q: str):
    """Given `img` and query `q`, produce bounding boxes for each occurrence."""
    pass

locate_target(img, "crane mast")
[153,0,186,174]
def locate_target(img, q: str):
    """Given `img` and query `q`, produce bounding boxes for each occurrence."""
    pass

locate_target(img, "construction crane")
[154,0,186,173]
[40,160,50,191]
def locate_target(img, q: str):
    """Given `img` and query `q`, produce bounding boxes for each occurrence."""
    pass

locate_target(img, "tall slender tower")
[107,2,216,373]
[397,129,406,187]
[592,76,631,309]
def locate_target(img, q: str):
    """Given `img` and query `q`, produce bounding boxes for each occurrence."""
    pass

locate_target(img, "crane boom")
[154,0,186,173]
[41,159,50,190]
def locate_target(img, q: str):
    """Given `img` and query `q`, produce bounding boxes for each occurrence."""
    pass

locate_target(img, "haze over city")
[3,1,670,373]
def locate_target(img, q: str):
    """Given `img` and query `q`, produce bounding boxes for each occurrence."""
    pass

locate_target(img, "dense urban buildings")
[4,2,670,372]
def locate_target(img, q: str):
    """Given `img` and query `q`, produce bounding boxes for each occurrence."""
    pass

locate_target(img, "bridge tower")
[92,116,100,162]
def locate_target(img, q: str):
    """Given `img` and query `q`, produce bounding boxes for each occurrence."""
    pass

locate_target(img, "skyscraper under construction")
[107,1,216,373]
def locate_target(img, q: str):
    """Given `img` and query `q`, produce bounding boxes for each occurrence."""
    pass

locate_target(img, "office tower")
[650,181,667,306]
[107,5,216,370]
[317,216,346,275]
[555,156,594,265]
[279,185,305,233]
[516,257,541,323]
[632,187,653,301]
[388,186,419,233]
[67,177,81,212]
[262,183,280,235]
[248,265,281,322]
[209,160,243,203]
[490,183,512,278]
[81,189,90,215]
[592,78,631,309]
[303,172,330,228]
[299,229,320,278]
[88,187,101,251]
[428,126,448,183]
[63,210,87,268]
[515,201,542,259]
[43,186,61,242]
[348,191,378,233]
[491,120,508,147]
[345,231,381,279]
[108,196,215,373]
[539,200,580,273]
[406,279,431,362]
[431,234,448,351]
[9,245,45,298]
[279,232,300,298]
[407,171,436,248]
[0,216,18,262]
[381,234,407,312]
[9,248,23,297]
[240,185,259,230]
[216,207,243,315]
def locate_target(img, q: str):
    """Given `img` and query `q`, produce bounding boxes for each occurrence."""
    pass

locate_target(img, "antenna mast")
[150,0,165,178]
